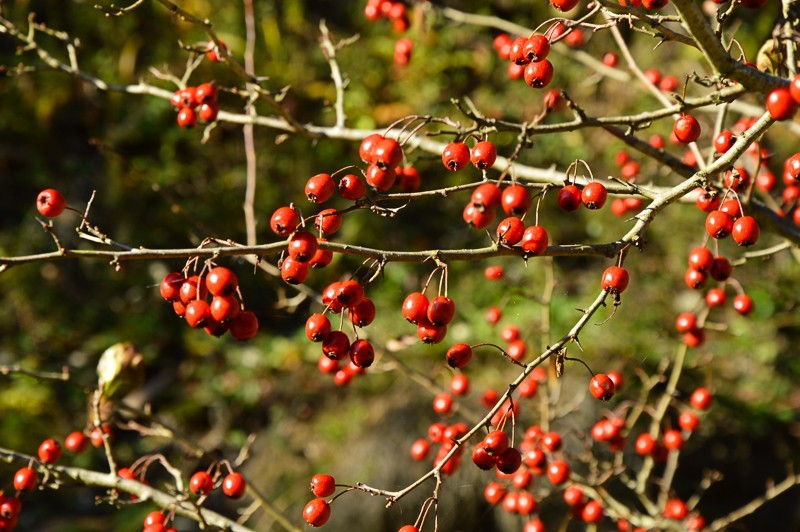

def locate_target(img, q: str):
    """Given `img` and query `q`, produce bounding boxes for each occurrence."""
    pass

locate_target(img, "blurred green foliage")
[0,0,798,530]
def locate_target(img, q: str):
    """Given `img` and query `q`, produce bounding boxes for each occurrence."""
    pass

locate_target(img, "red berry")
[185,300,211,328]
[210,295,240,322]
[550,0,579,11]
[432,392,453,414]
[338,174,366,200]
[675,312,697,333]
[472,442,497,470]
[402,292,429,324]
[690,387,713,410]
[442,142,470,172]
[195,82,217,105]
[13,467,38,492]
[322,331,350,360]
[683,328,705,348]
[198,102,218,122]
[732,216,760,246]
[696,189,721,212]
[350,298,376,327]
[684,268,707,290]
[349,339,375,368]
[541,431,562,452]
[177,107,197,128]
[206,266,238,296]
[706,288,726,307]
[521,225,549,255]
[229,311,258,340]
[373,138,403,169]
[664,498,688,520]
[766,87,797,120]
[314,208,343,235]
[160,272,185,301]
[546,460,570,485]
[635,433,656,455]
[601,266,630,294]
[446,343,473,369]
[496,447,522,474]
[524,35,551,62]
[603,52,619,67]
[144,511,166,528]
[270,206,300,236]
[733,293,754,315]
[410,438,430,460]
[582,500,604,523]
[36,189,67,217]
[37,438,61,463]
[190,471,214,496]
[450,373,470,395]
[309,238,333,268]
[524,59,554,88]
[305,173,335,203]
[288,231,319,263]
[678,410,700,432]
[673,115,701,144]
[398,166,422,191]
[463,202,495,229]
[485,265,505,280]
[705,210,734,239]
[303,498,331,527]
[427,296,455,326]
[205,39,228,62]
[472,183,502,210]
[91,425,114,447]
[64,431,89,453]
[589,373,615,400]
[714,130,735,153]
[471,141,497,170]
[557,184,582,211]
[688,246,714,272]
[709,256,732,281]
[359,133,383,163]
[222,472,246,499]
[310,474,336,498]
[662,429,683,451]
[581,182,608,209]
[607,370,624,391]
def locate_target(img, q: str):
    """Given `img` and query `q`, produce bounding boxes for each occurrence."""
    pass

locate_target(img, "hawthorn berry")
[662,429,684,451]
[541,431,562,452]
[705,210,734,239]
[303,498,331,527]
[472,183,502,210]
[64,431,89,453]
[470,140,497,170]
[524,35,551,63]
[338,174,366,200]
[635,433,656,455]
[550,0,579,11]
[91,425,114,447]
[349,339,375,368]
[557,184,582,211]
[177,107,197,128]
[496,447,522,474]
[589,373,615,400]
[450,373,470,395]
[189,471,214,496]
[359,133,383,163]
[288,231,319,263]
[185,300,211,328]
[350,298,376,327]
[13,467,38,492]
[432,392,453,414]
[315,208,343,235]
[714,130,734,153]
[446,343,473,369]
[582,500,604,523]
[690,387,713,411]
[270,206,300,236]
[322,331,350,360]
[684,268,707,290]
[688,246,714,272]
[37,438,61,464]
[427,296,455,326]
[581,181,608,209]
[309,238,334,268]
[229,311,259,340]
[601,266,630,294]
[673,114,701,144]
[766,87,797,120]
[373,138,403,169]
[484,481,506,505]
[546,460,570,485]
[485,265,504,280]
[709,256,732,281]
[524,59,554,88]
[36,189,67,217]
[310,474,336,498]
[463,202,495,229]
[733,293,754,315]
[305,173,335,203]
[442,141,470,171]
[678,411,700,432]
[222,472,246,499]
[472,442,497,470]
[732,216,760,246]
[410,438,430,460]
[521,225,549,255]
[664,498,688,520]
[706,288,726,307]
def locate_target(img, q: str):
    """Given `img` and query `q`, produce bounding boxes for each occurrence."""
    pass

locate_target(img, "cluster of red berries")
[188,468,246,499]
[170,82,219,129]
[498,31,554,89]
[463,181,533,230]
[556,180,609,212]
[364,0,409,32]
[159,267,259,340]
[441,139,497,172]
[643,68,680,93]
[408,421,470,476]
[305,279,376,385]
[301,474,336,527]
[401,290,456,345]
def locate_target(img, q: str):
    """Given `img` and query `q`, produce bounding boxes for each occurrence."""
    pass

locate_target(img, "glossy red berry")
[13,467,38,492]
[322,331,351,360]
[690,387,713,411]
[524,35,551,62]
[733,293,754,315]
[189,471,214,496]
[310,474,336,498]
[496,217,525,246]
[496,447,522,474]
[314,208,343,235]
[470,141,497,169]
[766,87,797,120]
[160,272,185,301]
[472,442,497,470]
[557,184,582,211]
[582,500,604,523]
[305,173,335,203]
[664,498,688,520]
[177,107,197,128]
[446,343,473,369]
[91,425,114,448]
[550,0,579,11]
[589,374,615,400]
[709,256,732,281]
[684,268,707,290]
[688,246,714,272]
[427,296,455,326]
[305,314,331,342]
[400,167,421,193]
[706,288,726,307]
[501,185,532,216]
[471,183,502,210]
[338,174,366,200]
[349,339,375,368]
[714,130,735,153]
[198,102,218,122]
[678,411,700,432]
[696,189,721,212]
[402,292,428,324]
[36,189,67,217]
[442,142,470,171]
[206,266,238,296]
[521,225,549,255]
[662,429,684,451]
[601,266,630,294]
[675,312,697,333]
[350,298,376,327]
[64,431,89,453]
[303,498,331,527]
[309,238,333,268]
[463,202,495,229]
[222,472,246,499]
[450,373,470,395]
[524,59,554,88]
[546,460,570,485]
[673,114,701,144]
[359,133,383,163]
[185,300,211,328]
[705,210,734,239]
[270,206,300,236]
[732,216,760,246]
[288,231,319,263]
[581,182,608,209]
[38,438,61,463]
[541,431,562,452]
[410,438,430,460]
[210,295,240,323]
[229,311,258,340]
[373,138,403,169]
[432,392,453,414]
[144,511,166,528]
